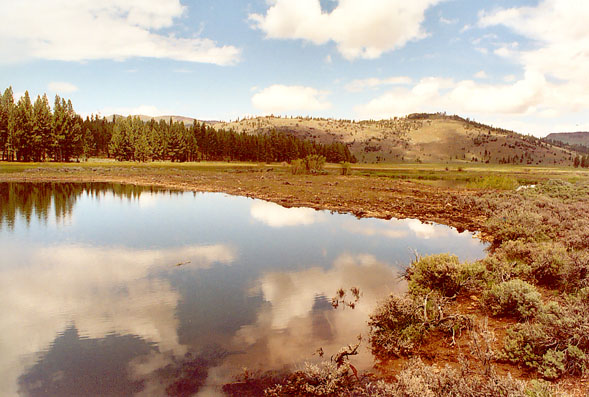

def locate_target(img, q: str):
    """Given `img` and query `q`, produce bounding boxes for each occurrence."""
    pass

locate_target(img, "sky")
[0,0,588,137]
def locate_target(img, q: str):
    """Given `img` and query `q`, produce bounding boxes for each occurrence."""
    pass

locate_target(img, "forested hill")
[0,87,354,163]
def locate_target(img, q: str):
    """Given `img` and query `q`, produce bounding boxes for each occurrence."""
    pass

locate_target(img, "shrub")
[368,294,424,359]
[340,161,352,175]
[501,296,589,379]
[290,155,326,175]
[483,279,542,320]
[290,158,305,175]
[405,254,462,297]
[303,154,326,174]
[405,254,486,297]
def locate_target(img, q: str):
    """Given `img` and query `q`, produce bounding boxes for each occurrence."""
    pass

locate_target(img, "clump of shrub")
[340,161,352,175]
[405,254,487,297]
[289,154,326,175]
[260,356,552,397]
[482,279,542,320]
[290,158,305,175]
[501,295,589,379]
[368,294,424,359]
[304,154,326,174]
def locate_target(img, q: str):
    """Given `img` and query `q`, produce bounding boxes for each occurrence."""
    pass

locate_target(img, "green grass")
[1,160,588,189]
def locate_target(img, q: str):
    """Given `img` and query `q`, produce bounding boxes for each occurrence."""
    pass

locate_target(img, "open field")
[2,161,589,396]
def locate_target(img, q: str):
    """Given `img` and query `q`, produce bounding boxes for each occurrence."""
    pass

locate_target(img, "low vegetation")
[366,178,589,394]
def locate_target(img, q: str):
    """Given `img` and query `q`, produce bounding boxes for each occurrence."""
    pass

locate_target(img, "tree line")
[0,86,355,163]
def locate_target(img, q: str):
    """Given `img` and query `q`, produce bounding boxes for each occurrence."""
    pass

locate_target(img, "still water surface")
[0,182,487,396]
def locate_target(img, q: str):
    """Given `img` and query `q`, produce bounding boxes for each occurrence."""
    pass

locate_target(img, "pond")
[0,182,487,396]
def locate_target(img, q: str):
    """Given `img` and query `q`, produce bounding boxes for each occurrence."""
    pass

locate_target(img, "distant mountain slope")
[109,114,200,125]
[545,132,589,147]
[214,114,578,165]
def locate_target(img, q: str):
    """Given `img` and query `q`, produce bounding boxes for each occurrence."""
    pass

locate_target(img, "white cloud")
[478,0,589,116]
[96,105,171,117]
[474,70,488,79]
[344,76,412,93]
[504,74,517,83]
[356,1,589,136]
[251,85,331,114]
[249,0,443,60]
[355,71,549,120]
[48,81,78,93]
[250,201,326,227]
[439,16,457,25]
[0,0,240,65]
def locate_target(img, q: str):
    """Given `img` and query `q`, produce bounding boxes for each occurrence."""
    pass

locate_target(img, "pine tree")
[52,96,67,161]
[0,87,15,161]
[32,94,52,161]
[14,91,34,161]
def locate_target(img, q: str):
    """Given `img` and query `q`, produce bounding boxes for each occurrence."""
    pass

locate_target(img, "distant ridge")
[108,114,201,126]
[545,132,589,148]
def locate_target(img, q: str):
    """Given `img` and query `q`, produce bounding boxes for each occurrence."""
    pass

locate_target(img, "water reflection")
[0,182,174,230]
[0,241,235,396]
[0,183,487,396]
[250,201,326,227]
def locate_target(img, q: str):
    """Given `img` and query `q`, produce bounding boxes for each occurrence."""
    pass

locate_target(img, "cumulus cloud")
[355,0,589,135]
[249,0,443,60]
[344,76,412,92]
[0,0,240,65]
[474,70,488,79]
[478,0,589,116]
[47,81,78,94]
[251,85,331,114]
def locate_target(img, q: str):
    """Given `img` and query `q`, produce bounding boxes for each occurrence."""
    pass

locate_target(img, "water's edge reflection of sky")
[0,183,487,396]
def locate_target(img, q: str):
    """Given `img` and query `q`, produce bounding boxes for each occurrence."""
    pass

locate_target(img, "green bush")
[405,254,485,297]
[483,279,542,320]
[289,158,305,175]
[290,155,326,175]
[368,294,425,359]
[340,161,352,175]
[501,296,589,379]
[304,154,326,174]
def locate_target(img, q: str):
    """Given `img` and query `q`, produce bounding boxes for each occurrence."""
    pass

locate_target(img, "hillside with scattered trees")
[215,114,581,165]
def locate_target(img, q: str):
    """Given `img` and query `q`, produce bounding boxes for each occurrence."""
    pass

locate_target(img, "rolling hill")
[213,113,578,165]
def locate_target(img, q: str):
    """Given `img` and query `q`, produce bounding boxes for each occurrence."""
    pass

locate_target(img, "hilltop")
[213,113,578,165]
[545,131,589,148]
